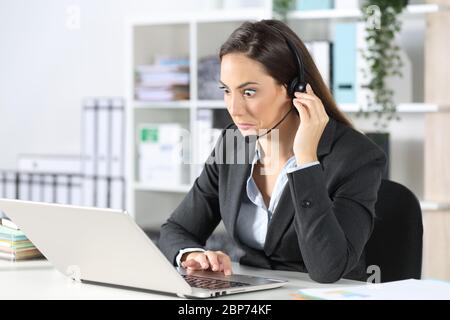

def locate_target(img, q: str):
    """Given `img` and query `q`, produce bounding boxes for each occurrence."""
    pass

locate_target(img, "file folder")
[110,178,125,210]
[42,174,54,202]
[96,177,108,208]
[5,172,18,199]
[18,173,31,201]
[333,23,357,104]
[111,99,125,178]
[70,175,83,206]
[82,99,97,177]
[81,97,126,209]
[296,0,333,10]
[82,176,96,207]
[97,98,110,178]
[305,41,332,90]
[55,175,69,204]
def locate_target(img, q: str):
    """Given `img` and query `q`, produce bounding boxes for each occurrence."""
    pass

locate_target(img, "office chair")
[365,179,423,282]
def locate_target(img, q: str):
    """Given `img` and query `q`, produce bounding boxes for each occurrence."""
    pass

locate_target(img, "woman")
[159,19,387,283]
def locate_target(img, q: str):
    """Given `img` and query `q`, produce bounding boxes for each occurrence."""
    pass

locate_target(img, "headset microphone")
[255,107,293,140]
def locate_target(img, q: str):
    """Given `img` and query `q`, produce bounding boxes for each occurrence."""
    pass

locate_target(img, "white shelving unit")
[125,9,269,227]
[286,3,443,20]
[125,3,449,228]
[134,182,192,193]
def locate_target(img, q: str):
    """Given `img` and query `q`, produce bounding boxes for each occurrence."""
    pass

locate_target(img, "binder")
[30,174,43,202]
[43,174,54,203]
[55,175,69,204]
[82,99,97,177]
[70,175,83,206]
[96,177,108,208]
[110,99,125,178]
[96,98,110,178]
[0,172,6,198]
[18,173,31,201]
[296,0,333,10]
[81,97,126,208]
[333,23,357,104]
[82,176,96,207]
[110,178,125,210]
[3,172,17,199]
[306,41,332,90]
[0,172,5,198]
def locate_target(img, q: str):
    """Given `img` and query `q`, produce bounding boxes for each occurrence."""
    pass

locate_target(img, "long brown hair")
[219,19,353,128]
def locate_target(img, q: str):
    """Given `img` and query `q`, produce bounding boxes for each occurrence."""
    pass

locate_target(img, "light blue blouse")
[236,142,319,250]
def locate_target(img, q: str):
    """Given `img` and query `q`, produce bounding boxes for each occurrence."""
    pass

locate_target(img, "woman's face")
[220,53,291,136]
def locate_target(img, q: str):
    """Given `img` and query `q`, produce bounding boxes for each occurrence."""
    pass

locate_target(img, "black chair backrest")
[366,179,423,282]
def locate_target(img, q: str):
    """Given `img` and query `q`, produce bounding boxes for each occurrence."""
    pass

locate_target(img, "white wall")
[0,0,202,170]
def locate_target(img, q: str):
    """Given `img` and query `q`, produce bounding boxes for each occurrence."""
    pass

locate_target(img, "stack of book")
[135,57,190,102]
[0,218,44,261]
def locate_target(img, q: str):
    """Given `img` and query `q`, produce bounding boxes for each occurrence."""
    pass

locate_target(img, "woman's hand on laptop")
[181,250,233,276]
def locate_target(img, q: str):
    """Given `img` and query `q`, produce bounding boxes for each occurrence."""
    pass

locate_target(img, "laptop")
[0,199,287,298]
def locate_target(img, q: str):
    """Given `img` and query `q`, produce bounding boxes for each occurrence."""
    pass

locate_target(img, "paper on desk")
[298,279,450,300]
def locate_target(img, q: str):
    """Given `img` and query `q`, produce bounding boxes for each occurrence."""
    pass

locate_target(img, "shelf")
[125,6,445,228]
[196,100,226,109]
[134,182,192,193]
[134,100,226,109]
[194,8,268,23]
[133,100,192,109]
[195,102,450,112]
[341,103,450,113]
[132,101,450,113]
[420,201,450,212]
[135,185,448,210]
[126,8,268,26]
[287,4,443,21]
[288,8,360,20]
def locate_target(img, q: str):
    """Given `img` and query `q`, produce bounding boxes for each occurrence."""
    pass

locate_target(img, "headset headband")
[268,24,307,95]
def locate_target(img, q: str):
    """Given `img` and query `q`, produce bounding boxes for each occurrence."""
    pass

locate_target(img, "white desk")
[0,260,362,300]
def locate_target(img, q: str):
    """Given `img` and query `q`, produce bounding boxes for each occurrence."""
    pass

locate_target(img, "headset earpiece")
[289,78,307,98]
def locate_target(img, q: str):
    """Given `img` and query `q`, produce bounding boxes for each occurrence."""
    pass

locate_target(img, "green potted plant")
[273,0,296,22]
[358,0,408,129]
[358,0,408,178]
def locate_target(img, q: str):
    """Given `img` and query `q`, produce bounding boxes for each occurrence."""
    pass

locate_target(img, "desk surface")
[0,260,362,300]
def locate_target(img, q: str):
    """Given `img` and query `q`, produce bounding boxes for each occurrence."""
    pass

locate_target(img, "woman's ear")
[281,84,291,101]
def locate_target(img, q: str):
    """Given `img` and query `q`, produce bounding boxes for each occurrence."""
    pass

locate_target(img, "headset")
[252,24,307,140]
[275,28,308,98]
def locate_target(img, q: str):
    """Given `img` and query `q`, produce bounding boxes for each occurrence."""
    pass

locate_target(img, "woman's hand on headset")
[181,250,233,276]
[292,83,329,165]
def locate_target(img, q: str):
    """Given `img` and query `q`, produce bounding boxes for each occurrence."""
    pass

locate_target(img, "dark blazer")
[159,118,387,283]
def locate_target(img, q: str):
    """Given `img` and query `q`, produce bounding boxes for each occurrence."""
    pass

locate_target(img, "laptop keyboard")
[182,275,250,290]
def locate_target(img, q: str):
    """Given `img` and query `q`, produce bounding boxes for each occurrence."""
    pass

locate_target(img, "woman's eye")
[219,86,230,94]
[243,89,256,97]
[219,86,256,97]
